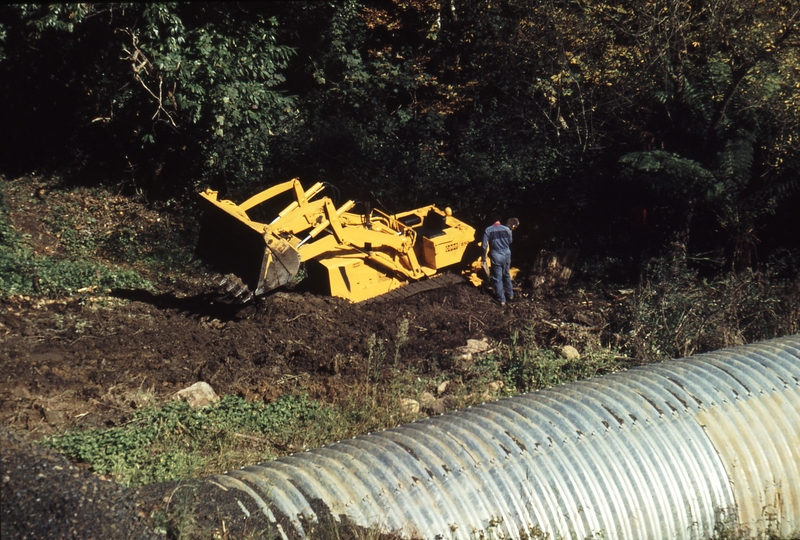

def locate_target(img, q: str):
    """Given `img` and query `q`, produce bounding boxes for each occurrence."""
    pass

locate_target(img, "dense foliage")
[1,1,798,270]
[0,4,295,196]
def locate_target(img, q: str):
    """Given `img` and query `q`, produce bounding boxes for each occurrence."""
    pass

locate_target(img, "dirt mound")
[0,426,162,539]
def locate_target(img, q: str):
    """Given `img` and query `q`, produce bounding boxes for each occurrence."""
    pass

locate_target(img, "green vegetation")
[37,321,620,490]
[39,332,623,488]
[0,182,152,297]
[504,333,624,392]
[1,4,295,192]
[622,258,799,361]
[0,2,797,267]
[43,394,332,486]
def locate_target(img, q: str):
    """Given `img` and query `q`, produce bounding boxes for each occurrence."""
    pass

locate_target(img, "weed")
[149,482,205,540]
[366,333,386,395]
[290,264,308,285]
[43,393,334,486]
[621,257,796,362]
[518,524,553,540]
[393,318,409,369]
[503,328,623,392]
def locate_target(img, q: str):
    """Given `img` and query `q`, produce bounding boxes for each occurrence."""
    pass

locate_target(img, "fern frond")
[717,132,755,189]
[619,150,716,200]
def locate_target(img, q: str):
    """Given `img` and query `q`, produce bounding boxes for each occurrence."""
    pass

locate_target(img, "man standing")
[483,217,519,306]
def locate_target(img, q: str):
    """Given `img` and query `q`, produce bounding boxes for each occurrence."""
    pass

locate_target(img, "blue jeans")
[490,255,513,303]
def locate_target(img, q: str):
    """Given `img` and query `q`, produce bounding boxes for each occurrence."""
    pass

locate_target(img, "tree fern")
[619,150,716,201]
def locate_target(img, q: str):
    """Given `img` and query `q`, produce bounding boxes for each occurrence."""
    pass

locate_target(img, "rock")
[456,338,489,356]
[487,380,504,393]
[43,407,66,426]
[419,392,437,407]
[419,392,445,415]
[399,398,419,414]
[453,352,473,363]
[441,396,459,410]
[437,380,450,395]
[423,399,446,416]
[173,382,219,408]
[452,338,491,364]
[464,338,490,354]
[561,345,580,361]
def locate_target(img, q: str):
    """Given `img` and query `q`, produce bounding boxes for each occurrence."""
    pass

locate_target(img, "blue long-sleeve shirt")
[483,222,513,263]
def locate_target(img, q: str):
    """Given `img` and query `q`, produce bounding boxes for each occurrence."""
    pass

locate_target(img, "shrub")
[621,257,795,362]
[503,328,623,392]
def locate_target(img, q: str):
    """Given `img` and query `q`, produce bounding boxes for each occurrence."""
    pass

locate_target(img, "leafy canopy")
[1,3,296,190]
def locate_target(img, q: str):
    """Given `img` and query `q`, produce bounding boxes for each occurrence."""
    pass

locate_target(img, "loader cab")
[397,208,449,239]
[421,209,448,238]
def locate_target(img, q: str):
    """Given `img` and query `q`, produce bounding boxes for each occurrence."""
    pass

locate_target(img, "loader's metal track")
[204,268,465,305]
[364,272,466,304]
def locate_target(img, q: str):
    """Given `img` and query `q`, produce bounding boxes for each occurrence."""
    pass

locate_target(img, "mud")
[1,279,599,434]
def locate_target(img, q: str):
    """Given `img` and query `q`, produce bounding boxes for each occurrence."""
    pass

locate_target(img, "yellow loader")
[195,179,478,303]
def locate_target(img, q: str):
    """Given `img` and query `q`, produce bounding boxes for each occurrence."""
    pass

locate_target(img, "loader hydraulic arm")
[238,179,325,214]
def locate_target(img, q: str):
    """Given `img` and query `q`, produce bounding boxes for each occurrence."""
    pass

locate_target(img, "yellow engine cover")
[421,228,473,269]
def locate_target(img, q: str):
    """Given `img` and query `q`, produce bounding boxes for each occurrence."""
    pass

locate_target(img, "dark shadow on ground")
[110,288,262,321]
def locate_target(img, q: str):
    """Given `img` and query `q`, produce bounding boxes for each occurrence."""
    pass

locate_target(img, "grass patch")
[0,248,151,297]
[502,328,625,392]
[41,386,432,488]
[43,393,334,486]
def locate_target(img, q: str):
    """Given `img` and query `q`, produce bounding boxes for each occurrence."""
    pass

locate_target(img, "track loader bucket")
[195,194,301,296]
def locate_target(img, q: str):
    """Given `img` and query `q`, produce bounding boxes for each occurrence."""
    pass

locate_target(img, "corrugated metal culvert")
[210,335,800,539]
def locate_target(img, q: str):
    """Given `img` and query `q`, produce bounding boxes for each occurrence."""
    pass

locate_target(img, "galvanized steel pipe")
[210,335,800,539]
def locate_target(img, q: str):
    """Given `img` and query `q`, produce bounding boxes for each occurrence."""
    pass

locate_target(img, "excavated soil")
[1,177,624,539]
[0,278,605,425]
